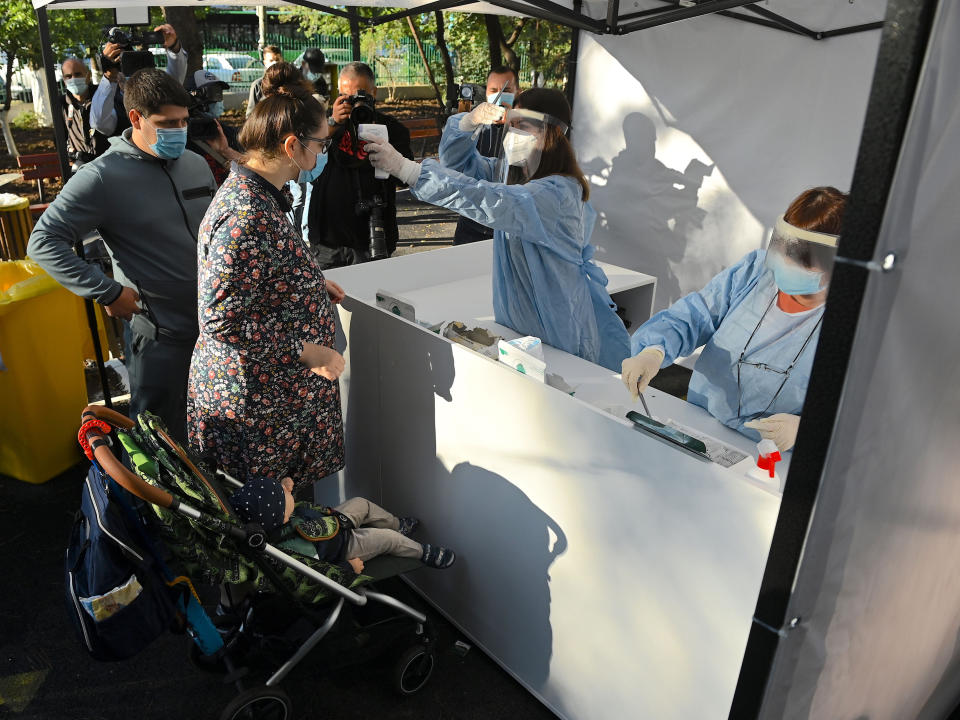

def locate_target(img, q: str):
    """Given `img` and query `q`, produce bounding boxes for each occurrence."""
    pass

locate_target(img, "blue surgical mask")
[487,91,514,107]
[143,117,187,160]
[767,253,825,295]
[65,78,88,97]
[208,101,224,118]
[295,139,327,183]
[304,69,321,83]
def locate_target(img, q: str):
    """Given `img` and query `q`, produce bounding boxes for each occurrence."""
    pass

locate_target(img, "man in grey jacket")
[28,69,216,441]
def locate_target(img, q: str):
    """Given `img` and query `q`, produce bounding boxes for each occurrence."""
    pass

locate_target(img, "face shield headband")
[765,215,839,295]
[495,108,570,185]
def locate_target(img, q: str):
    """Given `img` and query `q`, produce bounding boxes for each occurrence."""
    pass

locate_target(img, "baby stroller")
[67,405,438,720]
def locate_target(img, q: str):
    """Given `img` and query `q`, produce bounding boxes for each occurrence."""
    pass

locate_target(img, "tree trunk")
[485,16,526,72]
[348,7,362,62]
[162,6,203,77]
[2,52,15,114]
[484,16,502,68]
[407,17,443,110]
[30,67,53,128]
[0,111,17,156]
[434,11,456,108]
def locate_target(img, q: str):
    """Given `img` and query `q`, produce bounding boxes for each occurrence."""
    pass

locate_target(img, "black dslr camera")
[457,83,486,110]
[356,193,388,260]
[344,89,376,125]
[187,84,225,142]
[99,27,164,76]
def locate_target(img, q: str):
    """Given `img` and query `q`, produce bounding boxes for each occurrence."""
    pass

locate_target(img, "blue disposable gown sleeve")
[412,161,584,263]
[630,249,767,365]
[437,114,496,182]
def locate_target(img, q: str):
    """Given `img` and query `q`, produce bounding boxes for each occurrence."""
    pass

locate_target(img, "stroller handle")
[80,406,176,510]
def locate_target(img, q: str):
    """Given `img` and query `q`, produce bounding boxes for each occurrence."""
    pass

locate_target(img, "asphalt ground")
[0,456,561,720]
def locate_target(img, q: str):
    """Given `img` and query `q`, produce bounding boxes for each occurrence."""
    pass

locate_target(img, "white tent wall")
[571,3,883,312]
[756,1,960,717]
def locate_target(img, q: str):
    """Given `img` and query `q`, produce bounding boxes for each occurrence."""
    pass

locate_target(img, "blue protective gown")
[409,114,631,371]
[630,249,825,441]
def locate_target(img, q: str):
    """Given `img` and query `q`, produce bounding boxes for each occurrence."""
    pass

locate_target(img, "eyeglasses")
[299,134,334,154]
[736,293,824,417]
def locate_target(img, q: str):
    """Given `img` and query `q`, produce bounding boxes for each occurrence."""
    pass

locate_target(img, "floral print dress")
[188,164,344,490]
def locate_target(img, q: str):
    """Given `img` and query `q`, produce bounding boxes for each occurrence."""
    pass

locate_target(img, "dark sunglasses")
[299,134,334,154]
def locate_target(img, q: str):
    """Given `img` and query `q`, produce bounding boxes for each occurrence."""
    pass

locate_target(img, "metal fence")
[201,32,450,89]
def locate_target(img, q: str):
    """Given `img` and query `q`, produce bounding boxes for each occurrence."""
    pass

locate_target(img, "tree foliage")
[0,0,115,111]
[276,7,573,94]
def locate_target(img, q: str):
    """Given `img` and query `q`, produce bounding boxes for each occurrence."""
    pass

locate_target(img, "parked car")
[202,54,264,90]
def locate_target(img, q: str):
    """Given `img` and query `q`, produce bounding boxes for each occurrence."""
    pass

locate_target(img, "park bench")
[17,152,61,218]
[401,116,443,161]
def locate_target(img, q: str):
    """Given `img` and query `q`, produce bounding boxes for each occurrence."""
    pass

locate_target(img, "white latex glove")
[744,413,801,453]
[364,138,421,187]
[621,347,665,400]
[459,102,506,131]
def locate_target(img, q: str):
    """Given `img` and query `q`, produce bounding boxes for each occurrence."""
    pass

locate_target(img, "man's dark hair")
[123,68,192,116]
[340,62,375,84]
[487,64,520,88]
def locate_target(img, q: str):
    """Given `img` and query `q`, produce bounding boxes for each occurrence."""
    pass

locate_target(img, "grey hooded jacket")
[27,128,216,339]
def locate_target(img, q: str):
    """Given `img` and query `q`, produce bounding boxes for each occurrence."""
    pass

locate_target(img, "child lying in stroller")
[231,477,456,572]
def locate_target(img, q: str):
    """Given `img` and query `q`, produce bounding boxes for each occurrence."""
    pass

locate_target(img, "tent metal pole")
[605,0,620,33]
[820,21,886,39]
[35,7,71,182]
[284,0,354,21]
[565,0,583,113]
[348,7,362,61]
[366,0,475,28]
[616,0,759,34]
[728,1,940,717]
[742,5,820,39]
[485,0,604,33]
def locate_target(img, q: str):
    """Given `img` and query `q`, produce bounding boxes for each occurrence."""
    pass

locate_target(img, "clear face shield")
[494,108,569,185]
[764,216,839,295]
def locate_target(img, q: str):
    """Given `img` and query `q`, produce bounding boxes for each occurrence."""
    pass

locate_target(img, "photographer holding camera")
[297,62,412,269]
[185,69,243,186]
[90,23,188,140]
[28,69,216,442]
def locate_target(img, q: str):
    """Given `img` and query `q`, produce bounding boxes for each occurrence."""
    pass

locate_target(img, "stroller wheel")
[393,644,436,696]
[219,685,292,720]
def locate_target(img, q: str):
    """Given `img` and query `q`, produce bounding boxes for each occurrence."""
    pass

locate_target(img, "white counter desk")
[325,241,783,720]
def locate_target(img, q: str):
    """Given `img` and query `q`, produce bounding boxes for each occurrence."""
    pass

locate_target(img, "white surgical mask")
[65,78,88,96]
[501,128,537,166]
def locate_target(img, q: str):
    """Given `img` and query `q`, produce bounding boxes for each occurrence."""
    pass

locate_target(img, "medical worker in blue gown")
[362,88,631,371]
[623,187,848,452]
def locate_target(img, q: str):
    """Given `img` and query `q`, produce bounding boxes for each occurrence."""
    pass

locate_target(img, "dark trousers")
[123,323,195,443]
[453,216,493,246]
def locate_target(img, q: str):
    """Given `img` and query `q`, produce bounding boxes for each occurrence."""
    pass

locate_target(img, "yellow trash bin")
[0,195,33,261]
[0,260,88,482]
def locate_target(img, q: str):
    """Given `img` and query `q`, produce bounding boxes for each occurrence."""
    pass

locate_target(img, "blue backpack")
[64,465,180,661]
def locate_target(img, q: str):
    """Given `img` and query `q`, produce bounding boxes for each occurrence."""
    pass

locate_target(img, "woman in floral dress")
[188,64,345,491]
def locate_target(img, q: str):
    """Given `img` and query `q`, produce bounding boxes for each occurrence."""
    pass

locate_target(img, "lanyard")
[736,292,824,417]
